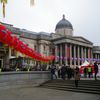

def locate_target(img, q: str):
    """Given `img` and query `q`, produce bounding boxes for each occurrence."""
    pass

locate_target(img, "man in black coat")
[94,62,98,80]
[50,64,57,80]
[61,64,67,80]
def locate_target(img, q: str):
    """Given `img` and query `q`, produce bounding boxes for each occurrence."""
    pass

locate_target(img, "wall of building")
[0,71,50,89]
[55,28,73,36]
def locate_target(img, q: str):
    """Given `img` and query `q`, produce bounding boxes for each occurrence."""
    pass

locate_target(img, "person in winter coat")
[57,65,61,78]
[61,64,67,80]
[84,67,87,78]
[74,67,80,87]
[94,62,98,80]
[50,64,57,80]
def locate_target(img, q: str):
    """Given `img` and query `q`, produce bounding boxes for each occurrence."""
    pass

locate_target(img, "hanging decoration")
[30,0,34,6]
[0,24,55,62]
[0,0,35,18]
[0,0,8,18]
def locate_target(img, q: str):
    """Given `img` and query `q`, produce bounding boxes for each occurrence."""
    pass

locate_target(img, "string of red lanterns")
[0,24,54,62]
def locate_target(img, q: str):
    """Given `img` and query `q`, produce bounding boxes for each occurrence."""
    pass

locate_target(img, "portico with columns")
[54,41,93,67]
[52,15,94,67]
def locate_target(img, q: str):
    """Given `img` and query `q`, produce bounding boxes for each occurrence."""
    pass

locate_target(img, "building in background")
[0,15,100,69]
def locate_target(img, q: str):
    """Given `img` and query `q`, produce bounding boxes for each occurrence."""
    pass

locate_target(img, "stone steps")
[40,79,100,94]
[42,85,100,94]
[42,83,100,89]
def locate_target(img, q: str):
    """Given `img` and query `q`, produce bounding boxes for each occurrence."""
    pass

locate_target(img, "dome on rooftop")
[55,15,73,30]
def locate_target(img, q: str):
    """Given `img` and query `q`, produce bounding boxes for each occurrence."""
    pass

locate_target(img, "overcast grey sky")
[0,0,100,46]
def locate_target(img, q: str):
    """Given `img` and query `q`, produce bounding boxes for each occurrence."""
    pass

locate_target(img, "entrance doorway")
[0,59,3,68]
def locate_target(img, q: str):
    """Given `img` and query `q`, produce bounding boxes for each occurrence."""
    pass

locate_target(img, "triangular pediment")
[73,36,93,44]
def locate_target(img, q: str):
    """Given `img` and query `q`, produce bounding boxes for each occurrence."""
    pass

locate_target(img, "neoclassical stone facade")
[0,15,100,68]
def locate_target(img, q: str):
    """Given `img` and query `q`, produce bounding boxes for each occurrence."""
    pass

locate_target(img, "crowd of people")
[83,62,99,80]
[49,64,79,80]
[49,62,99,87]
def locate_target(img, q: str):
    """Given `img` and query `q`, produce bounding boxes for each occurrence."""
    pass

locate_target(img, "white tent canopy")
[79,60,89,68]
[81,60,89,66]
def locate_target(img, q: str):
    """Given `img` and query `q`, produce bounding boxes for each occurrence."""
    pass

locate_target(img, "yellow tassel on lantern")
[30,0,34,6]
[0,0,8,18]
[3,2,5,18]
[16,51,19,58]
[22,54,26,57]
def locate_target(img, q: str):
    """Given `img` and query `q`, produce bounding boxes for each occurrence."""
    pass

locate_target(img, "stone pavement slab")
[0,87,100,100]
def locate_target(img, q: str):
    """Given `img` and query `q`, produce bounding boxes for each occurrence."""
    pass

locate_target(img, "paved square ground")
[0,87,100,100]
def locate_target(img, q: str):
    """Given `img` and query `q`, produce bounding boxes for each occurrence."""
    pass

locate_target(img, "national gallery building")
[0,15,100,68]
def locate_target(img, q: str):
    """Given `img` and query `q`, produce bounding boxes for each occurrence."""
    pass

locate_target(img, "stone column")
[98,54,99,60]
[96,54,98,62]
[39,44,43,54]
[84,47,86,60]
[99,54,100,60]
[77,46,80,66]
[90,49,93,59]
[88,48,90,58]
[60,44,62,64]
[87,48,90,62]
[74,45,76,66]
[95,54,97,59]
[46,46,49,56]
[55,45,58,62]
[65,44,68,66]
[70,44,72,67]
[81,47,84,63]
